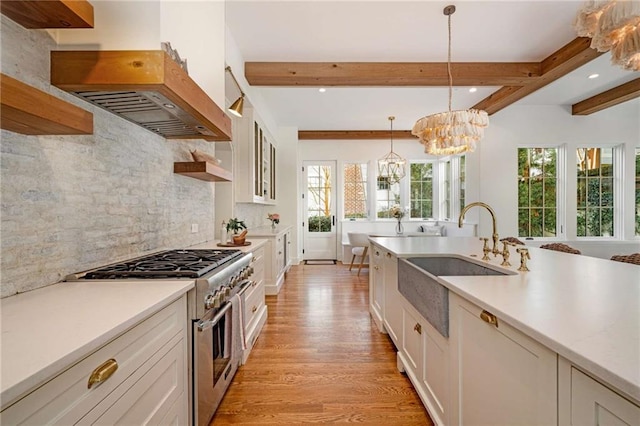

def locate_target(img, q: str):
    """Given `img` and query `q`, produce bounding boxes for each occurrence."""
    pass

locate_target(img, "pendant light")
[412,5,489,156]
[378,116,406,184]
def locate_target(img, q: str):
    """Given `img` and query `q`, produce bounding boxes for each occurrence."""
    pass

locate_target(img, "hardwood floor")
[211,263,433,425]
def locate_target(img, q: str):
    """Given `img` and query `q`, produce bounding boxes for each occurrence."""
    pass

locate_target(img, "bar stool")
[610,253,640,265]
[539,243,581,255]
[347,232,370,276]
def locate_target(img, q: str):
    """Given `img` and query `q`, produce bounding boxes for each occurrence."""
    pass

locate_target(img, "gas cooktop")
[79,249,243,279]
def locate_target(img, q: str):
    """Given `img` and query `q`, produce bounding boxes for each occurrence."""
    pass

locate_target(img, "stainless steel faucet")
[459,202,500,256]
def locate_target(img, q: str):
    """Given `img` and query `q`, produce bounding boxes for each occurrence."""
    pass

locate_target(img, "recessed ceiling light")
[588,73,600,79]
[318,88,326,93]
[469,87,477,93]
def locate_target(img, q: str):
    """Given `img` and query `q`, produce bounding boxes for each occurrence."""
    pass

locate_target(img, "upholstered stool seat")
[347,232,370,276]
[500,237,526,245]
[610,253,640,265]
[539,243,581,255]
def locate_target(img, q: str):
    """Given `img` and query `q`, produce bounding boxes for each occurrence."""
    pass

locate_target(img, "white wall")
[478,103,639,245]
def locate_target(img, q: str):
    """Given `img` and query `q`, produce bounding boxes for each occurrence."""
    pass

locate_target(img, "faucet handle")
[516,248,531,272]
[500,241,514,267]
[479,237,490,261]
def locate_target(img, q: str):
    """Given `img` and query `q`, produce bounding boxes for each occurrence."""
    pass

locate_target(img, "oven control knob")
[241,268,249,279]
[248,266,254,275]
[204,293,219,310]
[224,287,231,297]
[232,276,240,286]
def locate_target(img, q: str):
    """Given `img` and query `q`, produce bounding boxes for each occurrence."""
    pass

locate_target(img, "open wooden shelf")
[1,73,93,135]
[174,161,232,182]
[1,0,94,28]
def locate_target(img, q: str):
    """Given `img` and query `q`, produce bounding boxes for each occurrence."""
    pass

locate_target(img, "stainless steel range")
[67,248,255,426]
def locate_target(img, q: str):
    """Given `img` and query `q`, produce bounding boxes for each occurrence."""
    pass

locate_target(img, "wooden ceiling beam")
[572,78,640,115]
[473,37,604,115]
[245,62,541,86]
[298,130,416,140]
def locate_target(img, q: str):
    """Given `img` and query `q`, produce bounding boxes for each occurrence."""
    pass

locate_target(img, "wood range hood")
[51,50,232,141]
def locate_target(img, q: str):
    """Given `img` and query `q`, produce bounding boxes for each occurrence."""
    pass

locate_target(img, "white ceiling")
[225,0,640,131]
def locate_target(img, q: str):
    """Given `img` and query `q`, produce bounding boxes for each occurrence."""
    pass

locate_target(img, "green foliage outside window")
[576,148,614,237]
[308,215,332,232]
[518,148,557,237]
[410,163,433,219]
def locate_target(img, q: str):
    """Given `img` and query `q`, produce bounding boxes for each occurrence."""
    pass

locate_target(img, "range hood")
[51,50,232,141]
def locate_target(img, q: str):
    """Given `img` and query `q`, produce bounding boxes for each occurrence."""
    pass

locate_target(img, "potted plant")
[226,218,247,245]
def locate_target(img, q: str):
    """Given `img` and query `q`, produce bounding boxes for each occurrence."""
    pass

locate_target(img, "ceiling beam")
[298,130,416,140]
[572,78,640,115]
[245,62,541,86]
[473,37,604,114]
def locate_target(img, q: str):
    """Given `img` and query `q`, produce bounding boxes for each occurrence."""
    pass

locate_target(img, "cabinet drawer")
[80,335,186,425]
[1,297,186,425]
[244,282,265,329]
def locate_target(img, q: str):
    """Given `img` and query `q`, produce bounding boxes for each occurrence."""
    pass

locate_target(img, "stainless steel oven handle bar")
[197,302,231,332]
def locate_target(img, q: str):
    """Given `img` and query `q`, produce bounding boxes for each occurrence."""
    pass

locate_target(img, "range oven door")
[193,301,237,426]
[192,280,253,425]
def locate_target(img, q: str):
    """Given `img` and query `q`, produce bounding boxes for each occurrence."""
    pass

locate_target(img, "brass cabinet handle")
[414,323,422,334]
[375,251,380,256]
[87,358,118,389]
[373,265,379,270]
[252,305,258,313]
[480,310,499,327]
[385,252,392,258]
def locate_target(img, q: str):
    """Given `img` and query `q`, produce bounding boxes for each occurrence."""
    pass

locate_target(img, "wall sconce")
[225,66,245,117]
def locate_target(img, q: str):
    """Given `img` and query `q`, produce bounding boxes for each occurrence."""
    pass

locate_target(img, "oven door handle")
[196,301,231,332]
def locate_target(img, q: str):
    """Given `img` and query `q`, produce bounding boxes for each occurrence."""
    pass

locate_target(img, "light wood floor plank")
[211,263,433,424]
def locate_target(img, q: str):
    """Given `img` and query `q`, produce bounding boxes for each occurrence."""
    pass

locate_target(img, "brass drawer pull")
[414,323,422,334]
[252,305,258,313]
[480,310,499,327]
[87,358,118,389]
[386,252,392,258]
[375,251,380,256]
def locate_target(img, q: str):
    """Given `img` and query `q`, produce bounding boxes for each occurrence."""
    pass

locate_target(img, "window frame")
[575,145,621,240]
[516,145,566,240]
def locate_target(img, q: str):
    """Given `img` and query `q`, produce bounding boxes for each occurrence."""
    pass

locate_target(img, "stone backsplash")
[0,17,220,298]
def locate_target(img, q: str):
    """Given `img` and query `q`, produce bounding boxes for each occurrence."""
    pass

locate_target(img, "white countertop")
[369,236,640,403]
[0,279,194,409]
[246,225,292,237]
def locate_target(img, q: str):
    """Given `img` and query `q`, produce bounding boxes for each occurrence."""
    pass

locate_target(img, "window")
[577,147,614,237]
[442,160,451,219]
[459,155,466,210]
[343,163,368,219]
[518,148,558,237]
[410,162,433,219]
[636,148,640,236]
[376,178,400,218]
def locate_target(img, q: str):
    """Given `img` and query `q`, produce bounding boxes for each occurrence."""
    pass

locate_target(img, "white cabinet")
[559,357,640,425]
[233,106,276,205]
[242,245,268,363]
[399,301,450,426]
[449,292,557,425]
[248,226,292,295]
[0,296,188,425]
[369,244,384,332]
[382,250,402,347]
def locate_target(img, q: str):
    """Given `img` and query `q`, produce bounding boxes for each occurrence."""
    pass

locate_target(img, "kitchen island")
[369,236,639,425]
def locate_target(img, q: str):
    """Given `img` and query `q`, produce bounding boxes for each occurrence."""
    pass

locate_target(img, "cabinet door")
[450,293,557,425]
[253,120,263,199]
[402,305,424,378]
[569,366,640,425]
[369,245,384,330]
[382,251,402,347]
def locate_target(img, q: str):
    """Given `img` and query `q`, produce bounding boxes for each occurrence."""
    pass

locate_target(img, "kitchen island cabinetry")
[559,358,640,425]
[369,245,384,331]
[1,296,188,425]
[449,292,557,425]
[233,106,276,204]
[248,226,292,295]
[367,236,640,426]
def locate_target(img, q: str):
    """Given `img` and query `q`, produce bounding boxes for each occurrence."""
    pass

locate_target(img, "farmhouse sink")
[398,256,515,338]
